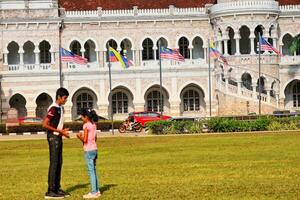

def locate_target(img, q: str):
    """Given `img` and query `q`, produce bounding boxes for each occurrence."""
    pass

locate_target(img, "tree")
[289,34,300,54]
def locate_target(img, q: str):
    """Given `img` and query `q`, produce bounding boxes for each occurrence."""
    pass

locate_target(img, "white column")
[34,50,40,65]
[95,50,100,65]
[234,35,240,55]
[250,32,255,55]
[81,50,85,59]
[237,79,242,95]
[225,76,229,93]
[189,45,193,60]
[19,49,24,65]
[139,49,143,65]
[203,46,207,63]
[50,51,55,64]
[252,83,257,99]
[153,47,157,60]
[266,89,271,103]
[132,50,136,66]
[223,39,228,56]
[3,52,8,65]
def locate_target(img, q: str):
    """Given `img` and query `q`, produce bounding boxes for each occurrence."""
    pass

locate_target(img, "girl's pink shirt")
[83,121,98,151]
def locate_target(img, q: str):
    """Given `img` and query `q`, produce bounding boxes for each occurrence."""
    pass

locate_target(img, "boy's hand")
[60,128,70,138]
[76,133,81,139]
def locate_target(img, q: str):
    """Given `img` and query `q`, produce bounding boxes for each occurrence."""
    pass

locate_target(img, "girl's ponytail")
[80,108,98,123]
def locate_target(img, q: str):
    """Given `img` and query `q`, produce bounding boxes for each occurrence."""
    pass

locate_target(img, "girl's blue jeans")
[84,150,99,194]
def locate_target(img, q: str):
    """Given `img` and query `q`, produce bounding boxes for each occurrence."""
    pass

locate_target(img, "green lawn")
[1,133,300,200]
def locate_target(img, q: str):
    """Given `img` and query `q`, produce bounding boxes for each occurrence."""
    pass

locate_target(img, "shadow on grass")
[65,183,117,194]
[66,183,89,193]
[100,184,117,194]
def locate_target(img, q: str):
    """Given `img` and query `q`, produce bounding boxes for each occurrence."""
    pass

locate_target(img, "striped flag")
[259,36,282,56]
[109,47,131,69]
[60,48,88,65]
[209,43,228,65]
[160,47,185,62]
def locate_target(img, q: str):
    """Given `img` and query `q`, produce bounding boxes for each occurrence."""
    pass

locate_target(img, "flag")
[259,36,282,56]
[109,47,131,69]
[209,42,228,65]
[160,47,185,62]
[60,48,88,65]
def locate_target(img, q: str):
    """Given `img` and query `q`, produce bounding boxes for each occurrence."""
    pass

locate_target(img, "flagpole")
[107,44,114,135]
[158,40,163,119]
[59,19,64,87]
[208,39,212,117]
[258,33,262,116]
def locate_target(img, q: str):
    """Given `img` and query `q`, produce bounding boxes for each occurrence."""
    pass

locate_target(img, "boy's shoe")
[83,192,101,199]
[57,189,70,197]
[45,191,65,199]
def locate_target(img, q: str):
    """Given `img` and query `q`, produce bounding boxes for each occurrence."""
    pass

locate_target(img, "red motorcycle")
[118,121,143,133]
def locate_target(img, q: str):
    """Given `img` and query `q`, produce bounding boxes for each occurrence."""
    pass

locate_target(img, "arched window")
[76,93,93,115]
[7,41,20,65]
[241,73,252,90]
[183,89,200,111]
[178,37,190,58]
[112,92,128,114]
[147,91,163,112]
[192,37,204,59]
[142,38,154,60]
[240,26,251,55]
[84,40,96,62]
[106,39,118,61]
[70,41,81,56]
[256,77,266,94]
[39,41,51,63]
[227,27,236,55]
[282,34,293,56]
[23,41,35,64]
[156,37,168,60]
[293,82,300,107]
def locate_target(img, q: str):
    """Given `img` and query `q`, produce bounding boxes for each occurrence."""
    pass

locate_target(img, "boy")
[43,87,70,199]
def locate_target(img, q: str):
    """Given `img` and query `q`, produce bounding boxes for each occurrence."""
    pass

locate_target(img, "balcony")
[226,54,279,66]
[7,64,52,72]
[210,0,279,17]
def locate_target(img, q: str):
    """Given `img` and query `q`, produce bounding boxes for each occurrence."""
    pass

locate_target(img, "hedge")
[2,120,123,134]
[145,120,202,135]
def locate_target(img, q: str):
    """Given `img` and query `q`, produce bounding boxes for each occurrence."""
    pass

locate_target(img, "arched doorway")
[9,94,27,117]
[36,93,53,119]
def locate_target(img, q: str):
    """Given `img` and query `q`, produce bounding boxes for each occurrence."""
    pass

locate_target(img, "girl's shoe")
[83,192,100,199]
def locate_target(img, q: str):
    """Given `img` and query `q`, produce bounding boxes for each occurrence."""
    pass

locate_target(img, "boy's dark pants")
[47,134,63,193]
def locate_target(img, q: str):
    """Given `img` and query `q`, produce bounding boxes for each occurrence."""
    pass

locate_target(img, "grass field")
[0,132,300,200]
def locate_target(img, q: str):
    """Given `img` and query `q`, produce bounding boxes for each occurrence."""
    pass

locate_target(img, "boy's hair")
[56,87,69,100]
[81,108,98,123]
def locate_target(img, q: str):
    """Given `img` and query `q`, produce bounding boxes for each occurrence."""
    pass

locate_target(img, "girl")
[77,108,101,199]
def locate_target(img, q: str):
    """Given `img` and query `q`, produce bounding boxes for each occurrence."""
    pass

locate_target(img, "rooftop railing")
[64,6,206,18]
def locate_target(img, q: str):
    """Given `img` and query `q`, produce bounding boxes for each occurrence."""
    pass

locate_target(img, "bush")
[0,124,6,134]
[206,117,272,132]
[146,120,202,135]
[6,120,123,133]
[7,124,44,134]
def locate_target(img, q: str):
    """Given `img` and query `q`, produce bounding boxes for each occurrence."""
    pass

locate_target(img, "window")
[293,82,300,107]
[142,38,154,60]
[76,93,93,115]
[112,92,128,114]
[70,41,81,56]
[39,41,51,63]
[179,37,190,59]
[147,91,163,112]
[183,89,200,111]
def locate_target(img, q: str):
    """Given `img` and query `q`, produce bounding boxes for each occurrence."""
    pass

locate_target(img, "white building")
[0,0,300,121]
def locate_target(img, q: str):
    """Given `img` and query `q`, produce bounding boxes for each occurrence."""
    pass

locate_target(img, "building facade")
[0,0,300,121]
